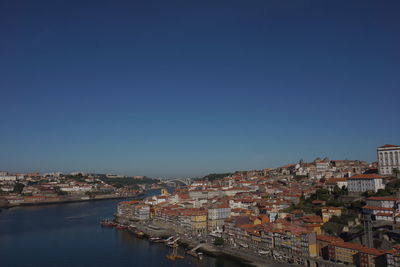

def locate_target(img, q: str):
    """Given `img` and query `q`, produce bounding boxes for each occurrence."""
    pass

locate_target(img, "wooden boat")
[115,224,126,230]
[100,219,116,227]
[186,250,203,260]
[149,237,164,243]
[167,242,178,248]
[134,231,145,238]
[166,244,184,261]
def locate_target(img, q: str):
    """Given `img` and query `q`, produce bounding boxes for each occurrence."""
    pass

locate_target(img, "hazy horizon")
[1,153,382,179]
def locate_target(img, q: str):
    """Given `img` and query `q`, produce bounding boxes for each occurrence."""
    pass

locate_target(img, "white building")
[363,196,400,222]
[325,178,348,191]
[207,203,231,232]
[316,161,330,173]
[133,205,150,220]
[366,196,398,209]
[0,175,17,181]
[208,204,231,220]
[378,144,400,175]
[60,185,93,192]
[347,174,385,193]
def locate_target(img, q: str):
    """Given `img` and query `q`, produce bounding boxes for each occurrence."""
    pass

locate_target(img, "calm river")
[0,190,247,267]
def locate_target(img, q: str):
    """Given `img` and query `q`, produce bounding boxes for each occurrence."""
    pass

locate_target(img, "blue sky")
[0,0,399,178]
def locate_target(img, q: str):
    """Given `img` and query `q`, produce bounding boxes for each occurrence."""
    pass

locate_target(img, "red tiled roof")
[379,144,399,148]
[363,205,393,211]
[359,247,386,256]
[317,235,343,243]
[326,178,347,183]
[367,196,399,201]
[350,174,384,179]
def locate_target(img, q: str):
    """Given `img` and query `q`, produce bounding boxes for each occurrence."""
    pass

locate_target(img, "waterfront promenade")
[118,218,349,267]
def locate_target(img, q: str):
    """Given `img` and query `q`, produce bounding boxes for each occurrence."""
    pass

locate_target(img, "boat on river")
[134,231,145,238]
[149,237,164,243]
[166,244,184,261]
[115,224,127,230]
[100,219,116,227]
[186,250,203,260]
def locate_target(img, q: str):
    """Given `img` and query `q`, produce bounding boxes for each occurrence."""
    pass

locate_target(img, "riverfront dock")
[113,218,288,267]
[112,217,349,267]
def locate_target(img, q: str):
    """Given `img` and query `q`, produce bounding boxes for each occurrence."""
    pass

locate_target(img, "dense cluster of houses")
[115,148,400,267]
[0,171,134,206]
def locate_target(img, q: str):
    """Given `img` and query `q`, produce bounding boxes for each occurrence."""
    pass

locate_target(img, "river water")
[0,190,248,267]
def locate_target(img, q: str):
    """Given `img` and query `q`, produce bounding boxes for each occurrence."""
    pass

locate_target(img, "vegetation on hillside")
[202,173,232,181]
[99,177,157,189]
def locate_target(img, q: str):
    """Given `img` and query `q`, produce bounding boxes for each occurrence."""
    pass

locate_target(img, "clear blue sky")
[0,0,399,178]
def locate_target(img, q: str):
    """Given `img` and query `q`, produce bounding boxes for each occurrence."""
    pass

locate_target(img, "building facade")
[378,144,400,176]
[347,174,385,193]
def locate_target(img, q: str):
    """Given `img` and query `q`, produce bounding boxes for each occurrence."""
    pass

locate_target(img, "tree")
[54,186,68,196]
[322,222,343,236]
[13,183,25,194]
[213,237,224,246]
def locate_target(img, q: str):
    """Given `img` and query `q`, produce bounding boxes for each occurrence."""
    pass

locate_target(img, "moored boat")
[115,224,127,230]
[149,237,164,243]
[100,219,116,227]
[134,231,145,238]
[167,242,178,248]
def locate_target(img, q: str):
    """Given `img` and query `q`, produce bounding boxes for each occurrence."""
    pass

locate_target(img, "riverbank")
[115,218,288,267]
[1,192,144,209]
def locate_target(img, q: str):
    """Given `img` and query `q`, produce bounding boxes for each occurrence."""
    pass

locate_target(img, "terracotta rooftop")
[379,144,399,148]
[367,196,399,201]
[350,174,384,179]
[317,235,343,243]
[363,205,393,211]
[326,178,347,183]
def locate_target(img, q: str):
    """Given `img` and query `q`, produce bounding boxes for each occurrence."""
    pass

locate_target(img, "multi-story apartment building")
[328,241,363,265]
[134,204,150,220]
[180,208,208,235]
[300,232,317,258]
[387,245,400,267]
[316,160,331,173]
[347,174,385,193]
[207,203,231,232]
[363,196,400,222]
[378,144,400,175]
[354,247,387,267]
[317,235,344,260]
[117,201,150,221]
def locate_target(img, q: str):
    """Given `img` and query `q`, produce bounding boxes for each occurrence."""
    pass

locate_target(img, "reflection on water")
[0,196,246,267]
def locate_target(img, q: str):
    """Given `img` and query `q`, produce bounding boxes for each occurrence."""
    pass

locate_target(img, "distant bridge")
[163,178,193,186]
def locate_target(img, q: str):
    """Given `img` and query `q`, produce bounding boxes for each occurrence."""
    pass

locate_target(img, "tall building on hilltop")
[377,144,400,175]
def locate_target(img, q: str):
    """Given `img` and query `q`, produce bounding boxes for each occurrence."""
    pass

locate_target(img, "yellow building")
[330,242,364,265]
[186,210,208,234]
[321,206,342,223]
[160,188,169,196]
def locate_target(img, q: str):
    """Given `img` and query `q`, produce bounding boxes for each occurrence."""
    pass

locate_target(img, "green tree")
[321,222,343,236]
[213,237,224,246]
[13,183,25,194]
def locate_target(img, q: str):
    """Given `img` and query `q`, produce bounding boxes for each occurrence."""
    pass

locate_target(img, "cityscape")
[2,144,400,266]
[1,1,399,267]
